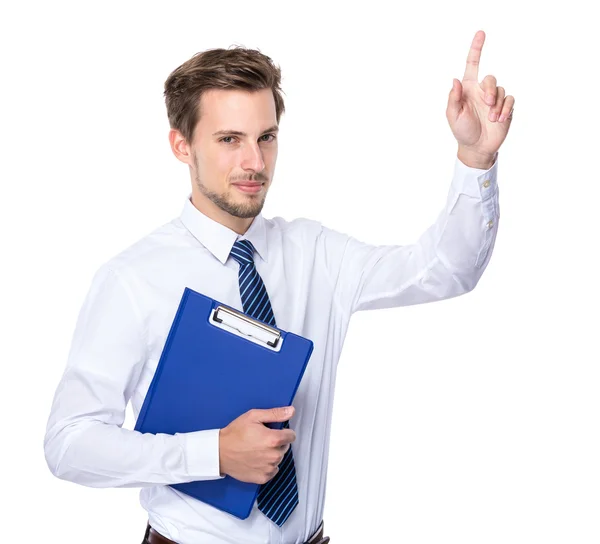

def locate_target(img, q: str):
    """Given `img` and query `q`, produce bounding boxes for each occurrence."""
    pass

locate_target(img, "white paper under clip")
[209,307,283,352]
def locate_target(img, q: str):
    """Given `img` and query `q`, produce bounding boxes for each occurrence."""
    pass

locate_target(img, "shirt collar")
[179,193,268,265]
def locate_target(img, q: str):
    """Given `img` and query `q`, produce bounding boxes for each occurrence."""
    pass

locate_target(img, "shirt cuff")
[178,428,225,480]
[452,151,498,201]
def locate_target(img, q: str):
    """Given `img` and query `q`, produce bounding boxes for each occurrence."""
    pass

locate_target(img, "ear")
[168,129,194,166]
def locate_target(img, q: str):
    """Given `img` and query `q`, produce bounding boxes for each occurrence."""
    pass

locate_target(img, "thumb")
[252,406,295,423]
[447,78,463,119]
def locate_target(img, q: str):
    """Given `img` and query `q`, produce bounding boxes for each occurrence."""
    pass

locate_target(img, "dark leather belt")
[144,519,330,543]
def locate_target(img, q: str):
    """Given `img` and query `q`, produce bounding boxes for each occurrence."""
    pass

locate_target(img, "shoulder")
[264,214,353,251]
[265,214,323,239]
[97,218,189,280]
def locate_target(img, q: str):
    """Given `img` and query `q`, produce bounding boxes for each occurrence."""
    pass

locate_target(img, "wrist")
[457,146,496,169]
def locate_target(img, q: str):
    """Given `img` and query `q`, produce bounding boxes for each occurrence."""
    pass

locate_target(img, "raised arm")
[318,152,499,316]
[318,30,513,317]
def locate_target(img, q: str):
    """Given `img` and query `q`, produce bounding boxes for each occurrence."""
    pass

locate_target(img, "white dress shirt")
[44,153,499,544]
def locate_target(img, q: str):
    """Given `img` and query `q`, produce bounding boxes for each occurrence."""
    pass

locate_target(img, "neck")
[190,190,254,235]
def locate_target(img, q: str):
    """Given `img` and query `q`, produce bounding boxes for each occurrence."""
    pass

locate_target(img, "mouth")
[232,182,264,194]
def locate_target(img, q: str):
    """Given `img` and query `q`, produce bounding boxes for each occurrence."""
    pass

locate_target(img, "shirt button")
[487,220,494,229]
[483,179,491,188]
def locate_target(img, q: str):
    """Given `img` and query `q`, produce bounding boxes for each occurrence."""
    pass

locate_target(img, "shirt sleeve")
[43,264,224,488]
[317,152,500,317]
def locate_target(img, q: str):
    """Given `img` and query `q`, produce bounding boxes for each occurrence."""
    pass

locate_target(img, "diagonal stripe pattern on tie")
[229,238,299,527]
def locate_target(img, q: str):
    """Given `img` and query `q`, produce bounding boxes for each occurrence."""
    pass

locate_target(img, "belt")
[144,520,330,544]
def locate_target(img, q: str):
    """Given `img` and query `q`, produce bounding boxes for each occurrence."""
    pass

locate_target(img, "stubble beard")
[193,157,267,219]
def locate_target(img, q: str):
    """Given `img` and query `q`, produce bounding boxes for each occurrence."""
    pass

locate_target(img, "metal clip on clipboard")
[211,305,281,349]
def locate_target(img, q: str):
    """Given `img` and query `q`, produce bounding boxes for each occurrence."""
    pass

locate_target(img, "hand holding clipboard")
[219,405,296,484]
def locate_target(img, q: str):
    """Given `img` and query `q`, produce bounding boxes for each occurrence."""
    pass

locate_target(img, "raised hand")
[446,30,515,167]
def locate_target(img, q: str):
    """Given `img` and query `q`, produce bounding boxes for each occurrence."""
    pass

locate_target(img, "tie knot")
[230,239,255,267]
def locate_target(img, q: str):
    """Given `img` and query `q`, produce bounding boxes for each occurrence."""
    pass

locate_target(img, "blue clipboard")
[134,287,314,520]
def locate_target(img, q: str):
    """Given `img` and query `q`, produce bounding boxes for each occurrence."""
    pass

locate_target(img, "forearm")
[44,413,222,488]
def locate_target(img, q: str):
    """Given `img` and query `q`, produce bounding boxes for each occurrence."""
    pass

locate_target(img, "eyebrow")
[212,125,279,137]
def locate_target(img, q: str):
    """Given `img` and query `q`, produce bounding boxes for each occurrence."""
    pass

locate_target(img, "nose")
[241,142,266,174]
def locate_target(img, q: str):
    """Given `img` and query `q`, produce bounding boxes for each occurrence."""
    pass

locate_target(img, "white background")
[1,1,599,542]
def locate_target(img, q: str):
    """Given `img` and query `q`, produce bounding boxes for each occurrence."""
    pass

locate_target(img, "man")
[44,30,514,544]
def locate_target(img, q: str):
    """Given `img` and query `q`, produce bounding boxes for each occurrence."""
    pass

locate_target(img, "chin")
[225,196,266,219]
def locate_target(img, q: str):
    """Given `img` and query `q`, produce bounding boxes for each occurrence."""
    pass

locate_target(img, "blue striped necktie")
[229,238,299,527]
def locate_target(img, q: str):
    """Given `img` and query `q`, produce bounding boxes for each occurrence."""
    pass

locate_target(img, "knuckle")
[270,452,282,464]
[262,468,278,483]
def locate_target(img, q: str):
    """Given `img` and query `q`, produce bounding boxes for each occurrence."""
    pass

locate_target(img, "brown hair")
[164,46,286,145]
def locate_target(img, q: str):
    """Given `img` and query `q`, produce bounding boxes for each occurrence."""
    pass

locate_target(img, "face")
[188,88,279,220]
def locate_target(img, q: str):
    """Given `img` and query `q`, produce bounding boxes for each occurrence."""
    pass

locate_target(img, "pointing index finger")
[464,30,485,81]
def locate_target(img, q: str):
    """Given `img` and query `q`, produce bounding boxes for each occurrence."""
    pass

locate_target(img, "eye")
[219,134,277,145]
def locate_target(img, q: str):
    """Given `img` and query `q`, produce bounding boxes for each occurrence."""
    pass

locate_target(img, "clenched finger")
[498,96,515,123]
[489,87,505,121]
[480,75,497,106]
